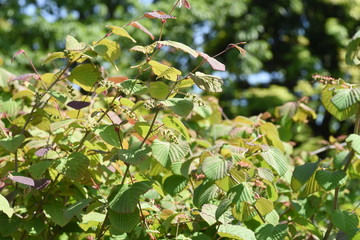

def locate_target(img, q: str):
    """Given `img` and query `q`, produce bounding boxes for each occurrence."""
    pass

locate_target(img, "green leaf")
[293,217,323,239]
[149,81,170,99]
[216,198,232,220]
[60,152,90,181]
[346,134,360,154]
[218,224,256,240]
[82,212,106,223]
[157,40,198,58]
[331,88,360,110]
[50,118,75,131]
[119,79,147,96]
[94,125,122,148]
[151,139,189,167]
[345,29,360,65]
[291,162,318,192]
[163,116,190,141]
[255,224,288,240]
[331,210,359,234]
[321,84,357,121]
[202,154,230,181]
[0,213,23,236]
[64,198,92,220]
[0,194,14,218]
[24,217,46,236]
[29,160,52,179]
[162,98,194,117]
[315,170,347,191]
[255,198,274,216]
[261,146,288,176]
[0,134,25,153]
[232,202,257,222]
[118,148,151,165]
[109,208,139,233]
[109,181,152,213]
[94,39,121,70]
[134,122,150,138]
[189,71,223,93]
[193,180,218,208]
[228,182,254,204]
[148,60,181,81]
[65,35,86,51]
[300,172,321,197]
[257,167,274,182]
[68,63,100,92]
[107,25,137,43]
[163,175,188,196]
[130,43,157,54]
[43,201,69,226]
[43,52,65,64]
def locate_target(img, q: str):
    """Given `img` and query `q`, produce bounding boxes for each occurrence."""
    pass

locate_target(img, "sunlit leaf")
[107,25,136,43]
[68,63,100,92]
[43,52,65,64]
[151,139,189,167]
[65,35,86,51]
[93,39,121,70]
[260,146,288,176]
[163,116,190,141]
[321,84,357,121]
[255,198,274,216]
[149,81,170,99]
[118,79,147,96]
[331,87,360,110]
[161,98,194,117]
[94,125,122,148]
[218,224,256,240]
[0,194,13,218]
[130,43,157,54]
[148,60,181,81]
[157,40,198,58]
[345,29,360,65]
[346,134,360,154]
[291,162,318,192]
[60,152,90,181]
[228,182,254,204]
[189,71,223,93]
[202,154,230,181]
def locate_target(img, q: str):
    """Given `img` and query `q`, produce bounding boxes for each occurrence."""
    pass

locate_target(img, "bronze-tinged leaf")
[179,0,191,9]
[67,101,90,110]
[108,76,128,84]
[12,49,25,62]
[12,73,38,81]
[144,11,176,19]
[198,52,225,71]
[130,21,155,40]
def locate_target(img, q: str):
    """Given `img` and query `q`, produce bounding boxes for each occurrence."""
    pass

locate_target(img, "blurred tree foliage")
[0,0,359,139]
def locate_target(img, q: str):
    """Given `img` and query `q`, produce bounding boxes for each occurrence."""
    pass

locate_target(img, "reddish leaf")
[0,181,5,191]
[198,52,226,71]
[12,49,25,62]
[108,76,128,84]
[130,21,155,40]
[67,101,91,110]
[179,0,191,9]
[9,175,35,187]
[33,179,51,189]
[144,11,176,19]
[12,73,38,81]
[35,147,51,157]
